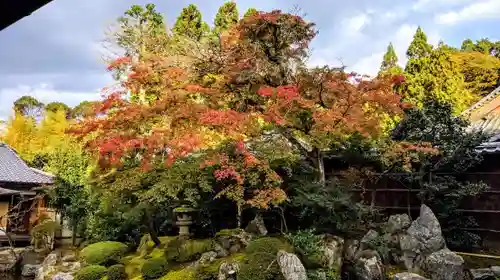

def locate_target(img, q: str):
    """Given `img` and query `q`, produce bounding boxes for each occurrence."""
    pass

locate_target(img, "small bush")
[307,269,341,280]
[141,257,168,280]
[285,229,324,268]
[164,237,213,263]
[80,241,129,266]
[239,237,293,280]
[75,265,108,280]
[159,268,195,280]
[107,264,128,280]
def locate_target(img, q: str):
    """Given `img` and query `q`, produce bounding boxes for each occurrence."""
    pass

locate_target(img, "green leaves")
[173,4,209,41]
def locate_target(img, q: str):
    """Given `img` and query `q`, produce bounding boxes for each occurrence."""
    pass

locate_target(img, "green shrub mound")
[164,237,213,263]
[159,268,195,280]
[107,264,128,280]
[238,237,293,280]
[75,265,108,280]
[80,241,129,266]
[141,257,168,280]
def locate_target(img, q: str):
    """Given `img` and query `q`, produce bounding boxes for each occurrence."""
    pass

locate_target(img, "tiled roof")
[464,87,500,153]
[0,143,54,184]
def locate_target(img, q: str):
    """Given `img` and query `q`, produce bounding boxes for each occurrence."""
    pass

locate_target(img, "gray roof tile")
[0,143,54,184]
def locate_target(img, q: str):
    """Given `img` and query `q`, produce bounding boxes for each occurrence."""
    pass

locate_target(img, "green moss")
[307,268,341,280]
[122,255,147,279]
[80,241,129,266]
[141,257,168,280]
[107,264,128,280]
[215,228,244,237]
[239,237,293,280]
[75,265,108,280]
[159,268,195,280]
[195,253,247,280]
[173,207,195,213]
[165,237,213,263]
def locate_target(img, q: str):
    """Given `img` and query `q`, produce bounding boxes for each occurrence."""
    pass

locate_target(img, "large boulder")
[277,251,307,280]
[422,248,464,280]
[52,272,73,280]
[469,268,495,280]
[344,239,360,262]
[386,214,411,234]
[354,250,384,280]
[0,248,25,272]
[320,235,344,270]
[245,214,268,236]
[400,204,446,271]
[393,272,429,280]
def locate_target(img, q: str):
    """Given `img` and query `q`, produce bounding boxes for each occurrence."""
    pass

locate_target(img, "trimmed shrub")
[239,237,293,280]
[159,268,195,280]
[80,241,129,266]
[107,264,128,280]
[75,265,108,280]
[141,257,168,280]
[164,237,213,263]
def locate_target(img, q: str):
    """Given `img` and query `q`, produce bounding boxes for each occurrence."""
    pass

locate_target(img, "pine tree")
[214,1,239,34]
[461,39,475,52]
[380,42,403,74]
[406,27,433,60]
[173,4,209,40]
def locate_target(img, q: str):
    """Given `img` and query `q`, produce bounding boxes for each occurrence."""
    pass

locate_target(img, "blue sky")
[0,0,498,120]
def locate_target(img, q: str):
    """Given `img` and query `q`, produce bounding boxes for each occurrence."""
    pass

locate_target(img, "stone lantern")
[173,205,195,237]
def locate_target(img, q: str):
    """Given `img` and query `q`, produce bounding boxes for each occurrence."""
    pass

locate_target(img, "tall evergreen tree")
[461,39,475,52]
[214,1,239,34]
[173,4,209,40]
[380,42,403,74]
[406,27,433,60]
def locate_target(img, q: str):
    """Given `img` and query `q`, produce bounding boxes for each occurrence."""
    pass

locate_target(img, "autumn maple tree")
[71,8,409,226]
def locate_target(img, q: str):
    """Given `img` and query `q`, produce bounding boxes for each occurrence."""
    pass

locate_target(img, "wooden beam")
[0,0,53,31]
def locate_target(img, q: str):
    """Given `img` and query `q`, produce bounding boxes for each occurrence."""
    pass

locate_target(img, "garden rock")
[361,230,379,250]
[393,272,429,280]
[422,248,464,280]
[52,272,73,280]
[218,261,240,280]
[195,251,218,266]
[245,214,268,236]
[469,268,495,280]
[277,250,307,280]
[22,264,41,277]
[344,239,360,262]
[320,235,344,270]
[400,204,446,271]
[354,250,384,280]
[491,266,500,276]
[213,242,229,258]
[61,253,76,263]
[0,248,25,272]
[386,214,411,234]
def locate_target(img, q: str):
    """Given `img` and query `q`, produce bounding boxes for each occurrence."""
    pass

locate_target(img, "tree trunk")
[144,208,161,247]
[236,202,242,228]
[315,148,326,186]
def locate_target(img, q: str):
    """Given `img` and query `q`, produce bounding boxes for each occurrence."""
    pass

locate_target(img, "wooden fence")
[347,172,500,246]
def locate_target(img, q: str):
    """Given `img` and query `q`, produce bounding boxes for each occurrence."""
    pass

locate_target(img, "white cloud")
[342,13,370,35]
[0,84,101,121]
[413,0,475,11]
[436,0,500,24]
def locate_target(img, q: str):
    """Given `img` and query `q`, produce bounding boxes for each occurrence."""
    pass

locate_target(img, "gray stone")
[344,239,360,262]
[214,242,229,258]
[320,235,344,270]
[196,251,218,266]
[423,248,464,280]
[354,250,384,280]
[229,244,241,254]
[42,253,59,267]
[491,266,500,276]
[387,214,412,234]
[469,268,495,280]
[245,214,267,236]
[22,264,41,277]
[36,252,60,280]
[0,248,25,272]
[393,272,429,280]
[52,272,73,280]
[361,230,379,248]
[400,204,446,271]
[218,261,240,280]
[277,251,307,280]
[61,253,76,263]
